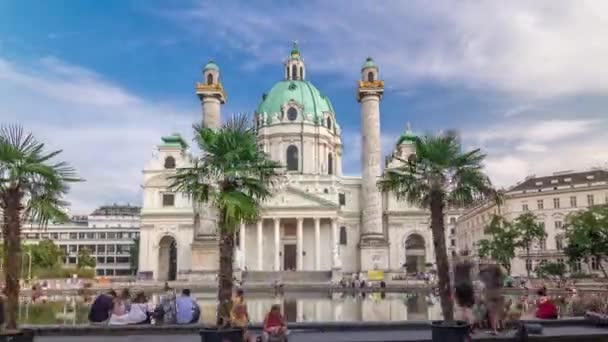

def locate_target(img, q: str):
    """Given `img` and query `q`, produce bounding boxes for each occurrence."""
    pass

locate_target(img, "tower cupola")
[285,41,305,81]
[361,57,379,83]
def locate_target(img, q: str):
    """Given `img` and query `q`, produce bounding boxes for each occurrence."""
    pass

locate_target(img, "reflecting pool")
[16,291,571,325]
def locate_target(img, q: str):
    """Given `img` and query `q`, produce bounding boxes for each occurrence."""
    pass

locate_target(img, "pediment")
[262,186,338,209]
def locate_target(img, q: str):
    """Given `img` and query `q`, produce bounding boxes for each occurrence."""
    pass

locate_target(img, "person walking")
[176,289,200,324]
[231,289,250,341]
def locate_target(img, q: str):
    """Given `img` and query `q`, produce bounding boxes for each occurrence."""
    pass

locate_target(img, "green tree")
[535,261,566,279]
[514,212,546,278]
[564,205,608,277]
[26,239,64,269]
[129,237,139,274]
[169,115,281,325]
[0,125,80,330]
[77,247,96,269]
[378,131,494,321]
[477,215,518,274]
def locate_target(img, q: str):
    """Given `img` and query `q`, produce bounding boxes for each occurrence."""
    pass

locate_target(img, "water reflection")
[15,291,559,325]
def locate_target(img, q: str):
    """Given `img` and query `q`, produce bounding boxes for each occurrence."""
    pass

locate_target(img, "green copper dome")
[396,123,418,145]
[203,60,219,71]
[361,57,377,70]
[256,80,335,122]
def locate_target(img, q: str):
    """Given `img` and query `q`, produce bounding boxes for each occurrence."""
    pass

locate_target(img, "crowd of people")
[87,285,289,342]
[88,285,200,325]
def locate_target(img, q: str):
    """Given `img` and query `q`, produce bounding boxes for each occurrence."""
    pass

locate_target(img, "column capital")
[313,217,321,224]
[296,217,304,223]
[273,217,281,224]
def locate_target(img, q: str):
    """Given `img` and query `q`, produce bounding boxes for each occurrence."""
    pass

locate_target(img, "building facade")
[456,169,608,276]
[21,204,140,277]
[138,44,461,281]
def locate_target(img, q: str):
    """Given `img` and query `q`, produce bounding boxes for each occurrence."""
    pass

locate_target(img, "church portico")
[238,215,340,272]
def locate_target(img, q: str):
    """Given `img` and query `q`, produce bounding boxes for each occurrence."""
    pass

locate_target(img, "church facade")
[137,44,461,281]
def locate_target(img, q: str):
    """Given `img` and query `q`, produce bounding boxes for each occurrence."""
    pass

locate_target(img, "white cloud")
[469,117,608,187]
[166,1,608,98]
[0,56,194,214]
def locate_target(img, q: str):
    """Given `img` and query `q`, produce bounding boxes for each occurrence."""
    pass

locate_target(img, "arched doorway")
[405,234,426,274]
[158,235,177,281]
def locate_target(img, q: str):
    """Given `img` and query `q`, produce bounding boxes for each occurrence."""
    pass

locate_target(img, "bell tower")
[284,41,305,81]
[357,57,389,271]
[196,60,227,129]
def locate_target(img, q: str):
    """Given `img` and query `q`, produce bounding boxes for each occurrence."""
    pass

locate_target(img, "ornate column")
[239,222,246,269]
[257,219,263,270]
[314,218,321,270]
[296,217,304,270]
[274,218,281,271]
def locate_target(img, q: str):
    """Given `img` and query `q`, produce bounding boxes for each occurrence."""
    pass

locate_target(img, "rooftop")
[90,204,141,217]
[509,168,608,192]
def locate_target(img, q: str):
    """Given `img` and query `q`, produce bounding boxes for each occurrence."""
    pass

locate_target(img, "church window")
[286,145,298,171]
[300,66,303,79]
[162,193,175,207]
[323,188,329,194]
[164,156,176,169]
[328,153,333,175]
[287,107,298,121]
[327,117,332,129]
[206,73,213,85]
[339,226,347,245]
[367,71,374,82]
[292,65,297,80]
[339,193,346,206]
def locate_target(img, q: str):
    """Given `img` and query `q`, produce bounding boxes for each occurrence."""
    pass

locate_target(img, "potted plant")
[170,115,281,342]
[379,131,494,341]
[0,125,80,341]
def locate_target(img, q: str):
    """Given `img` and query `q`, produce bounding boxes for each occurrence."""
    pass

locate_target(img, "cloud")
[0,56,194,214]
[164,1,608,98]
[468,117,608,187]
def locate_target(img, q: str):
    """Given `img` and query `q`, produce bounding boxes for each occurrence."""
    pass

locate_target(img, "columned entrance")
[405,234,426,274]
[158,235,177,281]
[283,244,296,270]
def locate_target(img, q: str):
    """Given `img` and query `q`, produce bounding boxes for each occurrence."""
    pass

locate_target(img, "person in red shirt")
[535,288,558,319]
[262,304,288,341]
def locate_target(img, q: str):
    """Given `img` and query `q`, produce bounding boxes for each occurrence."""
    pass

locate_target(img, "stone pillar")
[257,219,263,270]
[331,218,338,247]
[314,218,321,270]
[297,217,304,271]
[239,222,246,269]
[201,97,221,129]
[357,58,389,271]
[274,218,281,271]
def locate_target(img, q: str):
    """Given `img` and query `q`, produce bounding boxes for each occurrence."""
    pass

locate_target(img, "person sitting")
[263,304,288,342]
[109,291,151,325]
[535,288,558,319]
[176,288,200,324]
[88,290,117,324]
[154,290,177,325]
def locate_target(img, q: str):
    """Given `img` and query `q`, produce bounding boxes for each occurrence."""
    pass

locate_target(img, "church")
[137,43,461,282]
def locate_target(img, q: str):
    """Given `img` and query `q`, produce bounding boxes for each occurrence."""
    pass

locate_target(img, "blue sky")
[1,1,607,213]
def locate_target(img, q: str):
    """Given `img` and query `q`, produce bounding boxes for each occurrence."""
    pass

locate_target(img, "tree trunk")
[596,256,608,278]
[430,191,453,321]
[3,188,23,331]
[526,247,531,279]
[216,208,234,327]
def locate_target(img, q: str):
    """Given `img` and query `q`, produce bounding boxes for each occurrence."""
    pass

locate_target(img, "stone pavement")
[33,325,608,342]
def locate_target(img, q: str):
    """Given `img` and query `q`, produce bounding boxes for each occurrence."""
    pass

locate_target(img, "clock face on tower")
[287,107,298,121]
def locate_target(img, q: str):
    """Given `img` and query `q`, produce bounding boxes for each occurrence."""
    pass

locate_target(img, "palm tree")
[514,212,546,278]
[0,125,80,330]
[169,115,282,326]
[378,131,494,321]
